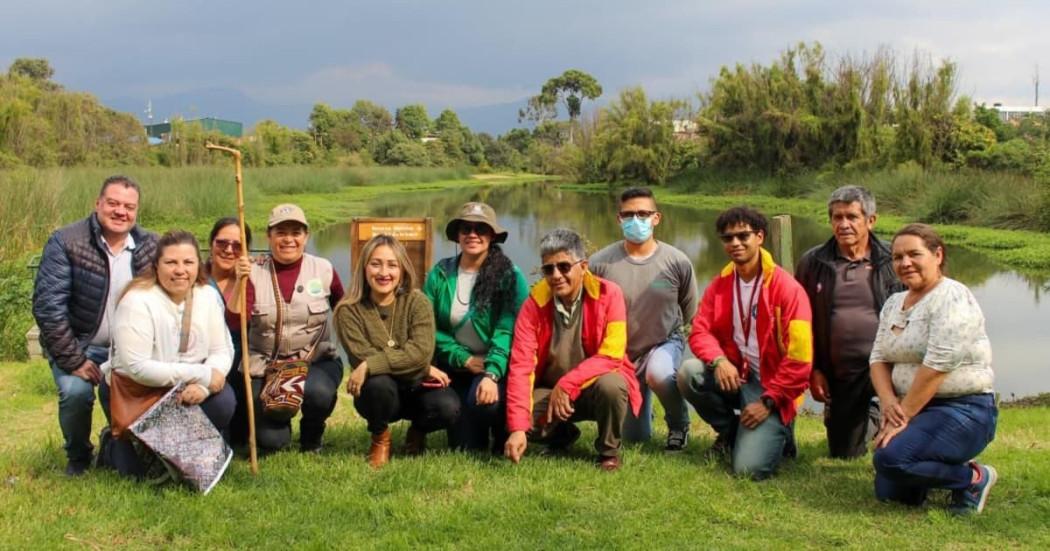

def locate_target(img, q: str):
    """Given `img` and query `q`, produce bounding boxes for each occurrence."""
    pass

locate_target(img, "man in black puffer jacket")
[32,175,158,476]
[796,185,904,460]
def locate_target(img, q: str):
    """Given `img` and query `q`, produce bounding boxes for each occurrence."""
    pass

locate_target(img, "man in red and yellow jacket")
[678,207,812,480]
[505,229,642,471]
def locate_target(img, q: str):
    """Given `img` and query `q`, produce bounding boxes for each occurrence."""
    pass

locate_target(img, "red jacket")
[506,271,642,433]
[689,249,813,424]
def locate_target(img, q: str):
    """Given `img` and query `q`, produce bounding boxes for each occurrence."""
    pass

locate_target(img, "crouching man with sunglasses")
[678,207,813,480]
[504,229,642,471]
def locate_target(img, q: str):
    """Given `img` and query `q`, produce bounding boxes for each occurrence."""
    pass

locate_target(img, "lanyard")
[735,267,762,360]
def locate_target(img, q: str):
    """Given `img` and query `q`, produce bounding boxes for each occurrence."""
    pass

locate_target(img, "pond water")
[309,183,1050,399]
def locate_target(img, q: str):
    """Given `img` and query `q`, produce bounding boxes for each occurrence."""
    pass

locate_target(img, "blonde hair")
[343,234,418,305]
[121,230,207,301]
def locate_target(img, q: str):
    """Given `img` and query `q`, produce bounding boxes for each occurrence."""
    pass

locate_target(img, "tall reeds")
[0,165,476,261]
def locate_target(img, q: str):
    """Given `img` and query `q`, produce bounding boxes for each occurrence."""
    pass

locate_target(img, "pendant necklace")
[374,297,398,348]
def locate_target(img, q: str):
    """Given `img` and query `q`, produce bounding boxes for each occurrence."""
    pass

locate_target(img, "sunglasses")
[213,239,242,252]
[540,259,583,277]
[618,210,657,220]
[458,222,492,236]
[718,231,757,244]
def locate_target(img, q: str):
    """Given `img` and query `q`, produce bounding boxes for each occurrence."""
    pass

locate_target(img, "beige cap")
[267,203,308,229]
[445,201,508,244]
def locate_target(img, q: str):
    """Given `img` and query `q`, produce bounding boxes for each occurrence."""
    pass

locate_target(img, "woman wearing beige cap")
[423,201,529,453]
[228,203,345,453]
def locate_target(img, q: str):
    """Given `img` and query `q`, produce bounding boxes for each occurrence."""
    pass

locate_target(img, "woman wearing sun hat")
[423,201,529,453]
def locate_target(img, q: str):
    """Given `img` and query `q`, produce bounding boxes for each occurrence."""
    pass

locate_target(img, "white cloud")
[245,63,531,109]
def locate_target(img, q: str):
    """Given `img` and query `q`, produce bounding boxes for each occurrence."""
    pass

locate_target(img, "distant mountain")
[102,88,529,136]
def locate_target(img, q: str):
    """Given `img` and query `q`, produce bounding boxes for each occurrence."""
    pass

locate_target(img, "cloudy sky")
[2,0,1048,133]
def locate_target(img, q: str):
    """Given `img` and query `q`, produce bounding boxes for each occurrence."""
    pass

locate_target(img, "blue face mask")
[621,216,653,244]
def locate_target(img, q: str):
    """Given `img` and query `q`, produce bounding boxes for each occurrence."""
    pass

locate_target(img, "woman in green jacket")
[424,202,529,452]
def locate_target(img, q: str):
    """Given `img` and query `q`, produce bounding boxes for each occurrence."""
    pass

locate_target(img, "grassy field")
[2,360,1048,549]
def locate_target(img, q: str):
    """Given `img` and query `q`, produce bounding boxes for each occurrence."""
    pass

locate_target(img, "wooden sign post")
[350,217,434,288]
[769,214,794,275]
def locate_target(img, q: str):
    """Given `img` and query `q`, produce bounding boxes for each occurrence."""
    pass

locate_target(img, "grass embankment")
[1,360,1048,548]
[570,164,1050,273]
[0,166,545,360]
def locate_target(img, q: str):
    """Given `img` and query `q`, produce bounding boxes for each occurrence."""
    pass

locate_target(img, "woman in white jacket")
[101,230,235,478]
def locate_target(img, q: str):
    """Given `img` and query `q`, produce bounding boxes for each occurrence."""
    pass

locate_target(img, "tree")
[349,100,393,154]
[395,104,431,140]
[595,87,680,184]
[8,58,54,82]
[308,103,366,153]
[519,69,602,143]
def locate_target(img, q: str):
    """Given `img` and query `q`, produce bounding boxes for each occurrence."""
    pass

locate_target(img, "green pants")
[531,372,628,457]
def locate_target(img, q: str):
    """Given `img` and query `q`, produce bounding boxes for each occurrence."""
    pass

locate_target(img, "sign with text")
[350,217,433,289]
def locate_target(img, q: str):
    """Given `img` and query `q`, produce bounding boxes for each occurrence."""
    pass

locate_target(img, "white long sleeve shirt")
[104,284,234,389]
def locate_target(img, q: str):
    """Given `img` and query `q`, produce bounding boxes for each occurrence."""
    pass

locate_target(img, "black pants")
[100,382,236,478]
[230,356,343,451]
[447,373,507,452]
[354,374,461,435]
[825,371,880,459]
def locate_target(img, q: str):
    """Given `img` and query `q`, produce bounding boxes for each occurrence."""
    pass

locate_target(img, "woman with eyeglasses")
[423,202,529,453]
[207,218,252,309]
[335,234,459,468]
[205,217,253,447]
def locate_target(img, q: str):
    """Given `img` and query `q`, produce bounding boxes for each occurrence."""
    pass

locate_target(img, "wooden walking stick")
[205,143,259,475]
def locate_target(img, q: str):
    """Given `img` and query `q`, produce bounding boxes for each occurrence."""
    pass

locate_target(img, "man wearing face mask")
[589,188,698,450]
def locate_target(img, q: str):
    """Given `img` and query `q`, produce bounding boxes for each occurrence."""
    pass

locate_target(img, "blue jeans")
[48,345,110,463]
[623,337,690,442]
[447,373,507,452]
[677,359,790,480]
[873,393,998,505]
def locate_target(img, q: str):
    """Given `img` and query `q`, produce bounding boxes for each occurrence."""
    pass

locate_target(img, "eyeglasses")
[618,210,657,220]
[540,259,583,277]
[458,223,492,236]
[213,239,242,252]
[718,231,756,244]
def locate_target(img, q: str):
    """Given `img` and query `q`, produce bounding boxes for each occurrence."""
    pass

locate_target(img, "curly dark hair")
[715,206,768,235]
[471,244,515,312]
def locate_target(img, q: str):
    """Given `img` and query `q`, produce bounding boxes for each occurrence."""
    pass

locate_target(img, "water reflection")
[309,183,1050,398]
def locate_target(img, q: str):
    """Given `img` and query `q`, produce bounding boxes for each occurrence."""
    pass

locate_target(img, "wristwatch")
[761,396,776,411]
[483,372,499,383]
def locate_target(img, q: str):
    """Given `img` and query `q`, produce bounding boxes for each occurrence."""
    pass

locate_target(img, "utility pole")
[1034,65,1040,107]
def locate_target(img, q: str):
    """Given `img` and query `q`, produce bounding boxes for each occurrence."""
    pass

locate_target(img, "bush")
[387,142,431,167]
[966,138,1048,174]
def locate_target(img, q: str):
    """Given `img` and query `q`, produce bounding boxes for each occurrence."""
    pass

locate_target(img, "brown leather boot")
[402,427,426,456]
[368,429,392,469]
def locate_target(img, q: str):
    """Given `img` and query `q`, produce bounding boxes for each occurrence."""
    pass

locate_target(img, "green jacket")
[423,255,529,379]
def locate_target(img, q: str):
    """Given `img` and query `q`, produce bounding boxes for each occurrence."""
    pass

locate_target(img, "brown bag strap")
[178,288,194,355]
[269,259,285,359]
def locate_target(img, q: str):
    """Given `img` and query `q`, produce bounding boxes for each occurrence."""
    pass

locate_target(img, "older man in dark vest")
[796,185,903,459]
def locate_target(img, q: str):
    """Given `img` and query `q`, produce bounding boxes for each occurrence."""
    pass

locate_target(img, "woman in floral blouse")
[869,223,997,516]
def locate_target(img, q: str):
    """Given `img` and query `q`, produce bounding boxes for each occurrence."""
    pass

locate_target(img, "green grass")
[2,360,1048,549]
